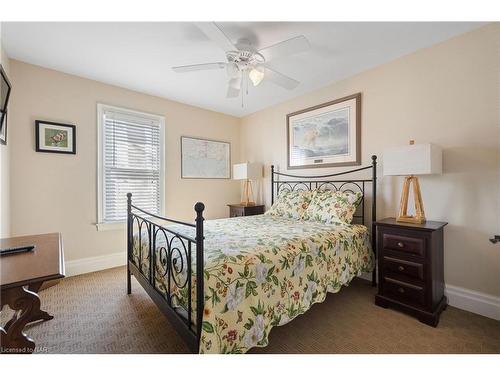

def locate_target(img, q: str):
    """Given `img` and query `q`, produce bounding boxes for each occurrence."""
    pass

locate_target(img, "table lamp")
[383,141,442,224]
[233,162,262,206]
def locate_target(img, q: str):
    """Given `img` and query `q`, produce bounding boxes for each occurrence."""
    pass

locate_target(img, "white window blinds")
[99,105,164,223]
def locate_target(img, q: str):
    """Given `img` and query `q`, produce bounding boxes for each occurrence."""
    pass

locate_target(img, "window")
[97,104,164,227]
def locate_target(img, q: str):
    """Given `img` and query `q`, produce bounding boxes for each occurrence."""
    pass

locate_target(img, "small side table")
[374,218,447,327]
[228,204,265,218]
[1,233,65,354]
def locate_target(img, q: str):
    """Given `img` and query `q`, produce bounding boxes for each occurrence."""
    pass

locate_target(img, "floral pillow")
[303,189,363,224]
[265,190,312,219]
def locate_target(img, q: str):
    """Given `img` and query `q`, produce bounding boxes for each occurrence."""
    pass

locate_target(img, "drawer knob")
[398,265,405,272]
[398,287,405,294]
[397,242,404,248]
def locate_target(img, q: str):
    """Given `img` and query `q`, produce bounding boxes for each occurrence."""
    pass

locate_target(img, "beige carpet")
[2,266,499,354]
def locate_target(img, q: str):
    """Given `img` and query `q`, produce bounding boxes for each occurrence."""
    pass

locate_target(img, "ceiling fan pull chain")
[246,71,249,96]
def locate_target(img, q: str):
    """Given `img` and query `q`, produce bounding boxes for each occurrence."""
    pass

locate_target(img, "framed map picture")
[287,93,361,169]
[181,136,230,179]
[35,120,76,154]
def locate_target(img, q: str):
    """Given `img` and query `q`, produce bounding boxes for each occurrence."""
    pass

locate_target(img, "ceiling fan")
[172,23,310,99]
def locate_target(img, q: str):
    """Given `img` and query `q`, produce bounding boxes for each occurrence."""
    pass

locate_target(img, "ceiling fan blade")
[264,67,300,90]
[172,62,226,73]
[259,35,310,62]
[195,22,237,52]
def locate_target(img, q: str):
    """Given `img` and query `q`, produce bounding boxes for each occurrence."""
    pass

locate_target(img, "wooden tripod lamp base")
[397,175,426,224]
[241,179,255,207]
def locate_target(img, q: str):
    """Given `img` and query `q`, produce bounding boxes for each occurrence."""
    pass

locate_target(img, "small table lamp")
[233,162,262,206]
[383,141,442,224]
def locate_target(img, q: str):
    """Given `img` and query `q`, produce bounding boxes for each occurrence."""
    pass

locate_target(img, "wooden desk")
[0,233,65,354]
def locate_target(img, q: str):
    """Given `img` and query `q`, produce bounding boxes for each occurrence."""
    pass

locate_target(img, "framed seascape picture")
[181,136,230,179]
[0,112,7,145]
[35,120,76,154]
[287,93,361,169]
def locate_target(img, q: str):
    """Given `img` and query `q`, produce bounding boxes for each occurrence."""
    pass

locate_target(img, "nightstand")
[228,204,265,218]
[375,218,448,327]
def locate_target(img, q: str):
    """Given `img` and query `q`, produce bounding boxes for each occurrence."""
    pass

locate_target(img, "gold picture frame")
[287,93,361,169]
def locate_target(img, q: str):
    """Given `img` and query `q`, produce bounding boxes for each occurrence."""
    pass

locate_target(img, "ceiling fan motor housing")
[226,50,265,73]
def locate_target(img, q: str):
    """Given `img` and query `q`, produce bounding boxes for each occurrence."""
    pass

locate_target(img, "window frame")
[96,103,165,230]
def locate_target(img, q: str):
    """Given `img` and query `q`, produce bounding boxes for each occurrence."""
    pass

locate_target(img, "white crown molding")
[65,252,126,277]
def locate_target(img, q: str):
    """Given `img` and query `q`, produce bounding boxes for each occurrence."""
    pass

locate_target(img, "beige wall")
[0,23,11,237]
[8,60,241,262]
[6,24,500,298]
[241,24,500,297]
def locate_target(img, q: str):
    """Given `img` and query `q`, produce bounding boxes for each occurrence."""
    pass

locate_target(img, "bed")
[126,155,377,353]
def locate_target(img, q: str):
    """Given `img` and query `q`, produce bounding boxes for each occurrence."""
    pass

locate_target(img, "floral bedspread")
[132,214,374,354]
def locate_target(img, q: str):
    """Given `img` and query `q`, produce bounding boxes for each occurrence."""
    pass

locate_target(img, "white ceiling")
[2,22,485,117]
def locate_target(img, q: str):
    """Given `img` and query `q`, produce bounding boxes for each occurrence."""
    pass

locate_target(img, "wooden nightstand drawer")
[382,256,424,281]
[383,277,425,306]
[230,206,244,217]
[382,232,425,257]
[243,205,265,216]
[228,204,265,218]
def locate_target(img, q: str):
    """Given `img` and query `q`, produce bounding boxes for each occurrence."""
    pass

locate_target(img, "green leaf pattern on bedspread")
[303,190,363,224]
[264,190,312,219]
[132,215,373,354]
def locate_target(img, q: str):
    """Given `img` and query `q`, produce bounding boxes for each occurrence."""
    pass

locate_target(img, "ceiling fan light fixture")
[226,62,239,78]
[228,76,241,90]
[249,67,265,86]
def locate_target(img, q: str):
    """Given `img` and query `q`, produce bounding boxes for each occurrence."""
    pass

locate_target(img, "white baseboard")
[357,273,500,321]
[445,284,500,321]
[65,252,126,277]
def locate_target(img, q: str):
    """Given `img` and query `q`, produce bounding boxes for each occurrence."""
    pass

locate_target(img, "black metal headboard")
[271,155,378,285]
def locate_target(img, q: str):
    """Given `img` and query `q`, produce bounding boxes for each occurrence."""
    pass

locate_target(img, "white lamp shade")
[233,162,262,180]
[383,143,442,176]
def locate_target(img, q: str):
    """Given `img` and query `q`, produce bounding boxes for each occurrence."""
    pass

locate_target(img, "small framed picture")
[0,112,7,145]
[35,120,76,154]
[0,64,11,135]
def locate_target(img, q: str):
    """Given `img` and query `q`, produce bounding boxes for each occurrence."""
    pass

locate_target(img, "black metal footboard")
[126,193,205,353]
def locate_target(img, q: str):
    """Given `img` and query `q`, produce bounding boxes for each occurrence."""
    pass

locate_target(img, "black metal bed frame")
[126,195,205,353]
[126,154,377,353]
